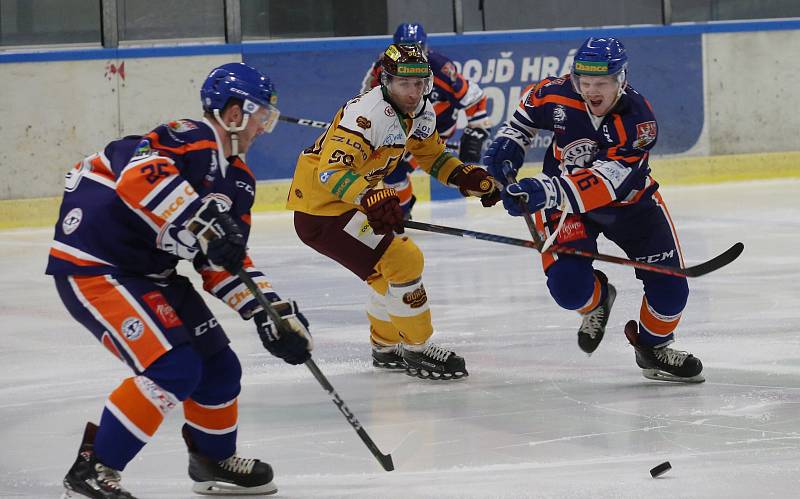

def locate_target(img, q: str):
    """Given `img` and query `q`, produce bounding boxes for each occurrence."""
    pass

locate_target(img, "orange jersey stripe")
[565,171,614,211]
[183,398,238,431]
[652,190,685,267]
[49,247,104,267]
[89,155,116,181]
[433,76,467,100]
[146,132,217,155]
[108,377,165,437]
[231,157,255,181]
[73,275,170,368]
[640,297,681,336]
[434,100,452,115]
[532,93,585,112]
[465,96,487,116]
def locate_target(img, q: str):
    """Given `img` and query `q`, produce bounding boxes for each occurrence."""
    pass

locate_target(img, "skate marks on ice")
[1,181,800,497]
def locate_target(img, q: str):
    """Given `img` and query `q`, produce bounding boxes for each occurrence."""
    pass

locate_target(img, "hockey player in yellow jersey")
[287,43,500,380]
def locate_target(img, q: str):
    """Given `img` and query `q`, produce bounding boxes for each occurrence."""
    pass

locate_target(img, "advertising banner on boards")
[244,32,702,186]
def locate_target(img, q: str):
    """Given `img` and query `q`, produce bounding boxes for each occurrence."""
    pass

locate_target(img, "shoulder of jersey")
[428,50,459,81]
[338,87,399,146]
[535,76,573,98]
[152,118,215,146]
[621,84,653,115]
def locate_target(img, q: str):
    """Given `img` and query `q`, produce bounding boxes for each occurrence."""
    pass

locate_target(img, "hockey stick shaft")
[403,221,743,278]
[503,163,544,248]
[236,270,395,471]
[279,114,461,150]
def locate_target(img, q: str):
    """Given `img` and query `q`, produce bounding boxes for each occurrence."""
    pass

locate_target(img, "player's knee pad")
[376,237,424,284]
[546,260,595,310]
[142,343,203,401]
[643,275,689,316]
[190,346,242,405]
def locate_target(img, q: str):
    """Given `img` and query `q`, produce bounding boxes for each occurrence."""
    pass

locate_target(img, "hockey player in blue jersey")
[48,63,312,498]
[483,37,704,383]
[361,22,493,218]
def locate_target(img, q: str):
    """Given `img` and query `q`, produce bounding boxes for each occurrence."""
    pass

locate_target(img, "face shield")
[571,66,627,100]
[242,98,280,134]
[381,72,433,98]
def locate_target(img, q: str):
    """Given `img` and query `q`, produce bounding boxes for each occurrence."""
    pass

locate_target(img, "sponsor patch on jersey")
[633,121,657,149]
[441,62,457,82]
[402,285,428,309]
[294,188,303,199]
[356,116,372,129]
[142,291,183,328]
[559,138,598,169]
[121,317,145,341]
[555,215,588,244]
[168,120,198,133]
[384,106,395,117]
[553,105,567,124]
[62,207,83,235]
[319,170,334,183]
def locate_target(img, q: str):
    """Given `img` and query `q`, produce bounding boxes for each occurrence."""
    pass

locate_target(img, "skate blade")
[405,367,469,381]
[192,480,277,496]
[372,360,407,371]
[642,369,705,384]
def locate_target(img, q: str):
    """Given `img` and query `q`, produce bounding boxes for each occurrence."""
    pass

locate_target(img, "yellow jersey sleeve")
[407,130,463,186]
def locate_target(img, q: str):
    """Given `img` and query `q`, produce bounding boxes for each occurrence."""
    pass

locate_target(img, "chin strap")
[212,109,251,157]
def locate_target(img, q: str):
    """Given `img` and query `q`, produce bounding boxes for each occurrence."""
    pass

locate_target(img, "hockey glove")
[502,174,563,216]
[483,137,525,186]
[187,199,247,274]
[448,164,501,207]
[458,127,492,164]
[360,188,404,235]
[254,301,313,365]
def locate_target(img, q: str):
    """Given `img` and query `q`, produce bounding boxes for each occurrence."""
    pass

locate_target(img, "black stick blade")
[682,242,744,277]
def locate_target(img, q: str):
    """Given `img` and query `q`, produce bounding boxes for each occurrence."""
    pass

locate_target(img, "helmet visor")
[244,99,280,134]
[570,71,625,97]
[382,73,433,97]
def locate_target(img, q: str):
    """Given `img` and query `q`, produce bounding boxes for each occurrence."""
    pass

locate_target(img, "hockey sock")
[95,375,180,470]
[182,346,242,461]
[366,281,402,345]
[638,296,680,347]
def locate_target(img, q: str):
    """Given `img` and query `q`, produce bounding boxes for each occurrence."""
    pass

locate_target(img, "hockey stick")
[403,220,743,278]
[279,114,461,150]
[503,163,545,248]
[236,270,395,472]
[278,114,330,129]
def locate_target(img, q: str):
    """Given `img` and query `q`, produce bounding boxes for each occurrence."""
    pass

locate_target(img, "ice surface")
[1,180,798,498]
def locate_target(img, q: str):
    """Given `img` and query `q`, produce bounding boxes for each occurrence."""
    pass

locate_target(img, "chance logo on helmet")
[570,36,629,102]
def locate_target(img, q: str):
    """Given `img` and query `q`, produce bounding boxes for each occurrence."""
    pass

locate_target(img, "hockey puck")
[650,461,671,478]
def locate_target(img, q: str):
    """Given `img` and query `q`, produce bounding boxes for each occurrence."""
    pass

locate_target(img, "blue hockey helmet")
[571,37,628,98]
[201,62,279,133]
[393,23,427,49]
[571,37,627,76]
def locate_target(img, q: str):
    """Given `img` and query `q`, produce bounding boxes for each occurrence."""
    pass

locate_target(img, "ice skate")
[62,422,137,499]
[402,342,468,380]
[577,271,617,355]
[183,426,277,496]
[372,342,406,370]
[624,320,704,383]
